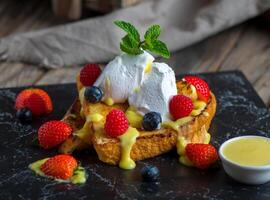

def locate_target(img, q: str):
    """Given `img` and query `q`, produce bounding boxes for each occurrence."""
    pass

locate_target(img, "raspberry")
[169,95,193,120]
[104,109,129,137]
[80,64,101,86]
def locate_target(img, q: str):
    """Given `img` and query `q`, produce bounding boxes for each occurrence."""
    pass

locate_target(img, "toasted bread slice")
[92,92,216,165]
[59,76,217,166]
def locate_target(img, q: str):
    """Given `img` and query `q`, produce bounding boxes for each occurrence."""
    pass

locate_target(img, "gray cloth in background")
[0,0,270,68]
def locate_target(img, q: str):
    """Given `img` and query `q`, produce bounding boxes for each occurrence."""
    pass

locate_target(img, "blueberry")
[142,112,162,131]
[16,108,32,123]
[84,86,103,103]
[141,165,160,182]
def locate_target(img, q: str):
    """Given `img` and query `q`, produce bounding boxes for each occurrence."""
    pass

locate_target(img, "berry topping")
[105,109,129,137]
[80,64,101,86]
[84,86,103,103]
[141,165,160,182]
[15,88,53,115]
[142,112,162,131]
[16,108,32,124]
[41,155,78,180]
[25,93,47,116]
[15,89,33,110]
[38,120,72,149]
[183,76,210,102]
[169,95,193,120]
[185,143,218,169]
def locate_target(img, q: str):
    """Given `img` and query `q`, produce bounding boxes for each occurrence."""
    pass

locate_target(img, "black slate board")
[0,71,270,200]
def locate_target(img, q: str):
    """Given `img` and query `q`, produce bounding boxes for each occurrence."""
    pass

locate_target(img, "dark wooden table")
[0,0,269,109]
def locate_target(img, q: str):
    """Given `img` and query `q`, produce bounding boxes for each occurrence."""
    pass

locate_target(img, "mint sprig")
[114,20,170,59]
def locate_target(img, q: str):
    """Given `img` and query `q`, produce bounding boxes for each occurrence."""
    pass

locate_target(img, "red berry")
[169,95,193,120]
[34,89,53,114]
[80,64,101,86]
[104,109,129,137]
[25,93,46,116]
[183,76,210,102]
[38,120,72,149]
[185,143,218,169]
[15,89,33,110]
[15,88,53,115]
[41,154,77,180]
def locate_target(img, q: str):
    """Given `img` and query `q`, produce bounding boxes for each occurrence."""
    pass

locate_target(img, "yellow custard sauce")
[75,113,103,142]
[223,137,270,166]
[144,61,153,73]
[119,127,139,170]
[125,107,143,129]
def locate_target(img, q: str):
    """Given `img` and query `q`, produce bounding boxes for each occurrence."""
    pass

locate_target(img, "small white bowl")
[219,135,270,185]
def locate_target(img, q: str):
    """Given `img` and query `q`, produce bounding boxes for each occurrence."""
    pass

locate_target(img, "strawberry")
[38,120,72,149]
[169,94,193,120]
[41,155,78,180]
[80,64,101,86]
[15,89,33,110]
[25,93,46,116]
[105,109,129,137]
[15,88,53,115]
[185,143,218,169]
[183,76,210,102]
[34,89,53,114]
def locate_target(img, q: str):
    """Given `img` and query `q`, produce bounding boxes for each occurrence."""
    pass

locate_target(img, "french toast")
[60,75,217,166]
[59,21,218,169]
[28,21,218,184]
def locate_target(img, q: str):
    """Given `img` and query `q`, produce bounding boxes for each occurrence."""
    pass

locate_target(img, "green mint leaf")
[120,42,143,55]
[146,40,170,59]
[122,35,139,48]
[114,21,140,44]
[144,25,161,43]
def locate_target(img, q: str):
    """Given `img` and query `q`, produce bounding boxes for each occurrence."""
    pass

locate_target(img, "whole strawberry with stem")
[185,143,218,169]
[40,155,78,180]
[38,120,72,149]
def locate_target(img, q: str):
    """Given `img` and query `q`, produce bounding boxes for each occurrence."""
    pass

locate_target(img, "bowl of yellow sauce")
[219,135,270,185]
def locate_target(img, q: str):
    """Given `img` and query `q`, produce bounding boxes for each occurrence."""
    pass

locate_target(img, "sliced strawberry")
[15,88,53,115]
[183,76,210,102]
[25,93,46,116]
[15,89,33,110]
[185,143,218,169]
[34,89,53,114]
[40,155,77,180]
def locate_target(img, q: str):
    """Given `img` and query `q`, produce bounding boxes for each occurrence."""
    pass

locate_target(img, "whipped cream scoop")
[94,50,177,121]
[129,62,177,121]
[94,51,154,103]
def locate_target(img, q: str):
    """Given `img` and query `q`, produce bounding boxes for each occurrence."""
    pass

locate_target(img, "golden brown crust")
[59,99,90,154]
[59,74,217,165]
